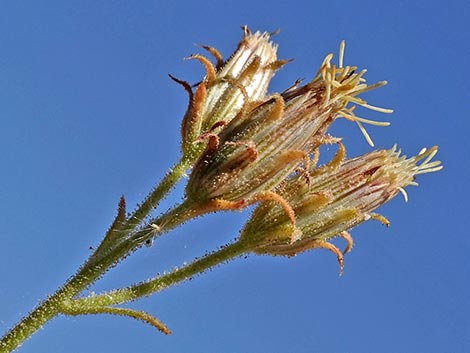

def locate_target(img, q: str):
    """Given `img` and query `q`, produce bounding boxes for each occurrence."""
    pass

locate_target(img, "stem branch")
[123,157,191,233]
[0,157,192,352]
[68,241,248,310]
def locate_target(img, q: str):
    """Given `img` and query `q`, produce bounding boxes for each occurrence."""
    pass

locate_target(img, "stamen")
[340,68,367,87]
[420,147,438,165]
[313,53,334,81]
[416,165,443,174]
[325,54,332,69]
[397,187,409,202]
[331,80,342,88]
[413,146,443,174]
[340,111,391,127]
[323,70,332,107]
[318,45,391,146]
[346,96,394,113]
[336,65,351,82]
[355,102,393,114]
[330,64,336,86]
[350,80,388,95]
[339,40,345,68]
[356,120,375,147]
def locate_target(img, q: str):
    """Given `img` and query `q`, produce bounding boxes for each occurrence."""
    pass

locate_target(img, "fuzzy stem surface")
[67,241,248,310]
[0,158,192,352]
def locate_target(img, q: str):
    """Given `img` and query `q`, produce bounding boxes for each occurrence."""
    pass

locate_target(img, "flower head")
[239,144,442,274]
[186,41,392,205]
[178,27,285,159]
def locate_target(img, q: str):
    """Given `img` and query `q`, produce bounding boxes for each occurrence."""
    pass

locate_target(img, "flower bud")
[239,144,442,274]
[178,27,284,159]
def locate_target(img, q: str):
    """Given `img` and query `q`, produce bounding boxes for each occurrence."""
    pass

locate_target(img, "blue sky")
[0,1,468,352]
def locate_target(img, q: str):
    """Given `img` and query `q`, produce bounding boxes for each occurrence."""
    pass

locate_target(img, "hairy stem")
[0,295,61,353]
[0,158,192,352]
[122,157,191,233]
[66,241,248,310]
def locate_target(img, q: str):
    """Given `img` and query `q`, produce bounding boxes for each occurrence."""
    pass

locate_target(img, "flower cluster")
[184,30,392,204]
[0,28,443,350]
[178,27,441,271]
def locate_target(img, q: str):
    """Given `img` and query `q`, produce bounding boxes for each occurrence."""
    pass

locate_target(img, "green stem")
[0,158,192,352]
[0,295,60,353]
[122,157,191,233]
[66,241,248,310]
[87,196,237,272]
[0,238,246,352]
[0,266,104,353]
[85,198,198,271]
